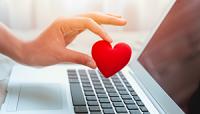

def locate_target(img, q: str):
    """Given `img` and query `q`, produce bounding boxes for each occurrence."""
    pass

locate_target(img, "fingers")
[82,18,112,42]
[62,49,96,69]
[106,13,122,18]
[60,17,112,42]
[57,12,127,42]
[79,12,127,26]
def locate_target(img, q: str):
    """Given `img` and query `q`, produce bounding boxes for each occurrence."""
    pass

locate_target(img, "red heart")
[92,40,132,78]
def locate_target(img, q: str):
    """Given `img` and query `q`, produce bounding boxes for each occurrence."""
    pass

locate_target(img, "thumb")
[62,49,96,68]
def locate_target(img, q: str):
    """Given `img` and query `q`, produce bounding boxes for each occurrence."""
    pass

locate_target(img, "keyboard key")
[81,79,90,83]
[87,101,99,106]
[96,89,106,94]
[91,75,98,78]
[130,91,137,96]
[83,87,93,91]
[97,94,107,98]
[70,83,86,106]
[133,96,141,101]
[110,97,121,102]
[89,106,101,112]
[105,87,115,90]
[108,93,119,97]
[85,91,95,96]
[69,75,78,78]
[82,83,92,87]
[114,83,123,86]
[113,102,124,107]
[99,98,110,103]
[94,84,102,87]
[67,71,77,76]
[121,95,132,100]
[112,80,121,83]
[124,100,135,104]
[118,71,123,75]
[69,78,79,83]
[105,85,113,88]
[111,77,119,80]
[127,104,138,110]
[143,112,150,114]
[79,75,88,78]
[106,89,117,93]
[129,110,141,114]
[90,74,98,77]
[78,69,87,74]
[116,86,126,91]
[118,91,129,95]
[101,78,110,80]
[127,87,135,92]
[125,83,131,87]
[92,79,101,82]
[67,73,77,76]
[136,101,144,106]
[93,82,101,85]
[123,79,129,83]
[74,106,88,113]
[121,77,127,81]
[86,96,97,101]
[103,81,112,85]
[80,77,89,80]
[88,70,97,75]
[94,86,103,89]
[103,109,115,114]
[101,103,112,108]
[82,82,91,84]
[90,112,102,114]
[115,107,127,113]
[67,70,76,73]
[139,106,148,112]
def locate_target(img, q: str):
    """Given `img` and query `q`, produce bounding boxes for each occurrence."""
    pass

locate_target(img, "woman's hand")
[19,12,127,68]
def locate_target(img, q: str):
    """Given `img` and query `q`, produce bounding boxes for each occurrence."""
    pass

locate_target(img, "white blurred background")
[0,0,168,31]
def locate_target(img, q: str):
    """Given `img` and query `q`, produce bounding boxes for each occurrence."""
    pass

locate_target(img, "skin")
[0,12,127,68]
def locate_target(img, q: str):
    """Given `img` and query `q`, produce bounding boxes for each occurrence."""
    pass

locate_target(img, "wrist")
[0,24,26,64]
[4,36,26,64]
[17,41,36,65]
[11,39,27,64]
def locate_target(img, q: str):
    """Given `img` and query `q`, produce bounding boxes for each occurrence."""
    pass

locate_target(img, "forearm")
[0,23,24,62]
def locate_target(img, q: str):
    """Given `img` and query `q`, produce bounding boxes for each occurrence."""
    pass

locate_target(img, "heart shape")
[92,40,132,78]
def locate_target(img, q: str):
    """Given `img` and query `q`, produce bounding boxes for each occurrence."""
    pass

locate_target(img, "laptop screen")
[138,0,200,111]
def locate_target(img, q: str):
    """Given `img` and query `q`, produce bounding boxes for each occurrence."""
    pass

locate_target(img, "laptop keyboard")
[68,69,150,114]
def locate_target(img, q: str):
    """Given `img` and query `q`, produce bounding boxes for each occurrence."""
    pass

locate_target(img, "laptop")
[0,0,186,114]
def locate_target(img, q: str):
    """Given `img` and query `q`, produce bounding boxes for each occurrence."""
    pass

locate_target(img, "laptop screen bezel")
[129,0,184,113]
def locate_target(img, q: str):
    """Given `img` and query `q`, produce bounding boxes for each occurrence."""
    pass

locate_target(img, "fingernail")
[104,33,113,43]
[108,38,113,43]
[119,18,126,21]
[87,58,96,69]
[119,18,127,24]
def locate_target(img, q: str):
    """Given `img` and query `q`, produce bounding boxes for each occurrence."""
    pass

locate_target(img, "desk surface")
[0,30,148,107]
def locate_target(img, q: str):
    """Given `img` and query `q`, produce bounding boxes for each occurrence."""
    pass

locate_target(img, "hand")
[20,12,127,68]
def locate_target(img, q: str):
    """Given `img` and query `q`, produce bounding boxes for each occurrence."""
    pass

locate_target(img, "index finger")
[59,17,113,42]
[79,12,127,26]
[82,17,113,42]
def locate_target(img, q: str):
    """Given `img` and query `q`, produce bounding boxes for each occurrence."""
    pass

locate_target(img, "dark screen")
[138,0,200,113]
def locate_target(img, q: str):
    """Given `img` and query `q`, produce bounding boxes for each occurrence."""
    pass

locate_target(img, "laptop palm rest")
[17,83,63,111]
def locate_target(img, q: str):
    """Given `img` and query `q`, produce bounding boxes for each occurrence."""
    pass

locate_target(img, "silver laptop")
[1,0,185,114]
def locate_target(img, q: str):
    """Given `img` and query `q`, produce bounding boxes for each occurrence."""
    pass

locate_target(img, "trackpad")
[17,83,63,111]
